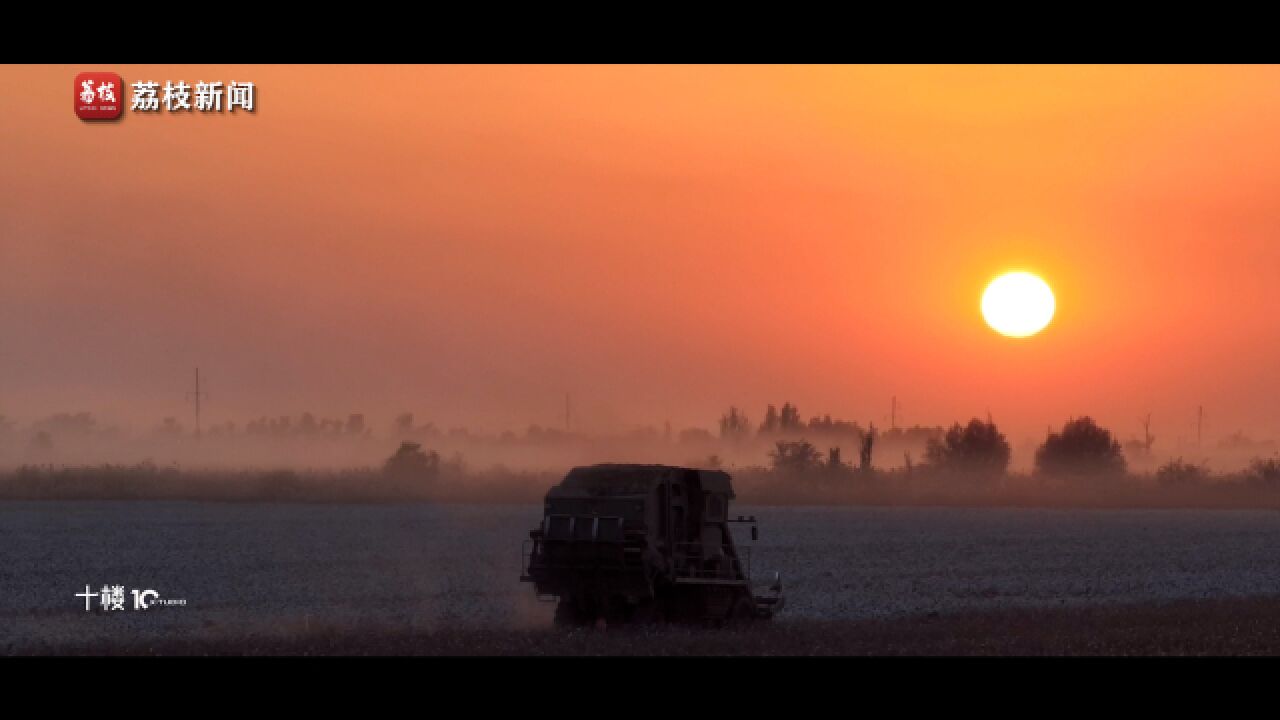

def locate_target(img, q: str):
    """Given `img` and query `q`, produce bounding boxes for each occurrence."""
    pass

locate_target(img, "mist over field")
[2,400,1274,470]
[0,402,1276,510]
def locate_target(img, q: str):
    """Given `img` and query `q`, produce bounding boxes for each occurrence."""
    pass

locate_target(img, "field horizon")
[5,460,1280,511]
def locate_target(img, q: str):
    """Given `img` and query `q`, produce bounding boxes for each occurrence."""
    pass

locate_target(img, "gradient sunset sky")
[3,65,1279,445]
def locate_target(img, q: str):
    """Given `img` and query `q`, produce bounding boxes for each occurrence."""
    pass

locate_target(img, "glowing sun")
[982,272,1055,338]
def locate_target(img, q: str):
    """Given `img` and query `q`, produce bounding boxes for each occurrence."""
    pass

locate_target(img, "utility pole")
[187,368,209,438]
[565,393,571,433]
[891,396,897,431]
[1197,405,1203,449]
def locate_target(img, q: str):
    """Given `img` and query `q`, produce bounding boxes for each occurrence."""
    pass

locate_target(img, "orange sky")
[3,65,1280,446]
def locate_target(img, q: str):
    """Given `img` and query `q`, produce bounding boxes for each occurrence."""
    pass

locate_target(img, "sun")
[982,272,1055,338]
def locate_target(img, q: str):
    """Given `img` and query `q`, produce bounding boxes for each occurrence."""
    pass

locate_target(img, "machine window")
[574,516,597,540]
[547,515,572,540]
[597,517,623,542]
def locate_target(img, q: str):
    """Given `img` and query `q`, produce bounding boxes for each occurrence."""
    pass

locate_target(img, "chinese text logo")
[76,72,257,121]
[77,584,187,611]
[74,72,123,120]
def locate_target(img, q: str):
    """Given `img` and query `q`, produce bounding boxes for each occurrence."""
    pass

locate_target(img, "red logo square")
[75,72,123,120]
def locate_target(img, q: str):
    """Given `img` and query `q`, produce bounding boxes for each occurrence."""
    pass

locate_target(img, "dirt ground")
[19,594,1280,656]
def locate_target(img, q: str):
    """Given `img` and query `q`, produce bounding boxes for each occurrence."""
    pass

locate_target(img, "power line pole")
[1197,405,1204,449]
[565,392,571,433]
[891,396,897,431]
[187,368,209,438]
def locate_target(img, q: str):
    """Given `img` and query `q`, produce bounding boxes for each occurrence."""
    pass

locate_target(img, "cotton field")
[4,501,1280,651]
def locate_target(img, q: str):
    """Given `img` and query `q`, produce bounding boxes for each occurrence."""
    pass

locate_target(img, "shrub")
[1155,458,1208,487]
[769,440,823,475]
[382,442,440,484]
[1244,457,1280,489]
[924,418,1011,478]
[1035,417,1126,479]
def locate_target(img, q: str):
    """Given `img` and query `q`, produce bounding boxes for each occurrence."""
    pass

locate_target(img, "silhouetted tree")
[759,405,780,435]
[299,412,318,435]
[1035,417,1126,479]
[394,413,415,434]
[345,413,365,435]
[779,402,802,432]
[827,446,844,470]
[806,415,865,442]
[769,440,822,475]
[382,442,440,484]
[810,446,852,484]
[924,418,1012,477]
[719,406,751,442]
[1122,414,1157,465]
[860,423,876,473]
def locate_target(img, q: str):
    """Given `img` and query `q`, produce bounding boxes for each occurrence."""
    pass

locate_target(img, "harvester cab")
[520,463,785,627]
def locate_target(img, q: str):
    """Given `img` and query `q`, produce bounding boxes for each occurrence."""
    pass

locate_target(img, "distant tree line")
[6,402,1280,499]
[721,402,874,441]
[759,413,1147,485]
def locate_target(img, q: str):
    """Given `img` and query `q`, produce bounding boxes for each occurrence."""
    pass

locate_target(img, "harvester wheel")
[727,597,756,627]
[631,601,666,626]
[553,600,585,628]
